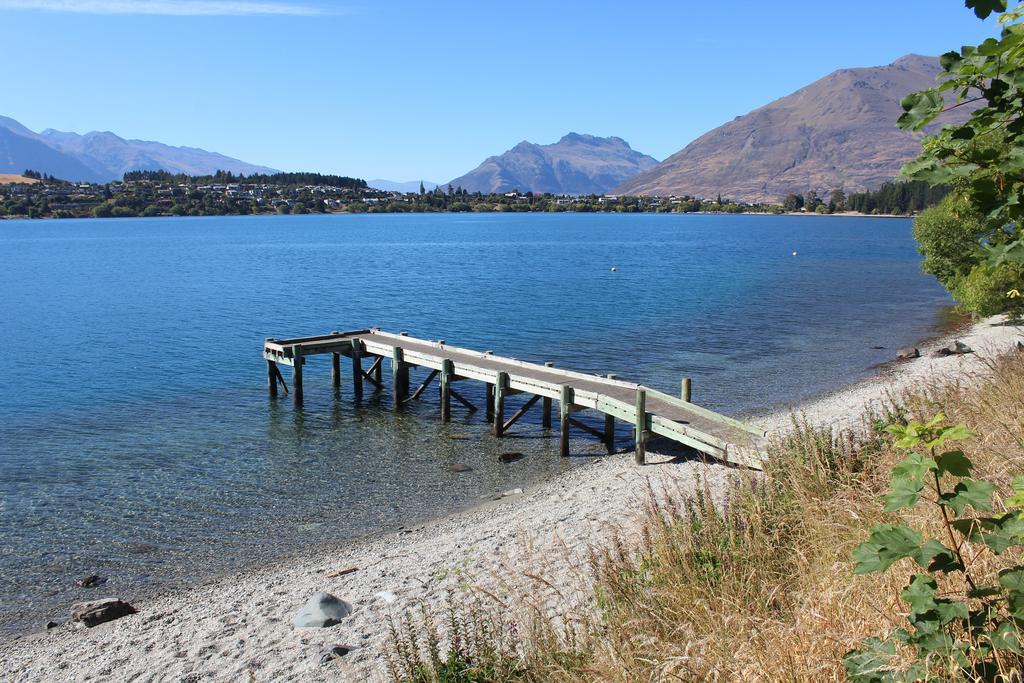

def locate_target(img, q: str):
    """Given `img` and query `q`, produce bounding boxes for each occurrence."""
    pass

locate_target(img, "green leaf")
[898,90,946,131]
[927,424,974,449]
[935,450,972,477]
[884,452,936,511]
[901,574,938,614]
[933,599,970,625]
[940,479,996,515]
[1006,476,1024,509]
[966,0,1008,20]
[915,538,963,573]
[953,513,1024,554]
[853,524,924,574]
[987,621,1023,653]
[843,637,897,682]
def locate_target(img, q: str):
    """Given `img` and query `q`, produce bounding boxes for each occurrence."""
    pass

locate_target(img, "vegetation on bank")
[0,169,947,220]
[386,349,1024,682]
[898,0,1024,318]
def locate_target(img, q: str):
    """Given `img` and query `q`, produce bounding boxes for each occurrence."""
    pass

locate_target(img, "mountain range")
[0,116,276,182]
[447,133,658,195]
[615,54,960,202]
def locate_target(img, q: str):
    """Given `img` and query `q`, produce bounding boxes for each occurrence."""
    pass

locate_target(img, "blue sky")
[0,1,1002,182]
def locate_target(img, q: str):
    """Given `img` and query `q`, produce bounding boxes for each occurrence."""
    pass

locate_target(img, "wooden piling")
[485,383,494,421]
[681,377,692,402]
[634,388,646,464]
[267,359,278,398]
[331,353,341,389]
[493,371,507,436]
[542,361,554,428]
[350,340,363,398]
[440,359,453,422]
[392,347,405,409]
[373,357,383,385]
[559,384,571,457]
[292,352,304,404]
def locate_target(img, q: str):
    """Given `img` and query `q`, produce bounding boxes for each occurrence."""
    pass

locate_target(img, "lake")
[0,212,951,632]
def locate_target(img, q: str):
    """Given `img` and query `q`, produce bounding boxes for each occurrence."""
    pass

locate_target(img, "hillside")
[615,54,962,203]
[0,116,276,182]
[448,133,658,195]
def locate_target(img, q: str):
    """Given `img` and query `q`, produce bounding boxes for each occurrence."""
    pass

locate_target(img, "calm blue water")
[0,212,951,632]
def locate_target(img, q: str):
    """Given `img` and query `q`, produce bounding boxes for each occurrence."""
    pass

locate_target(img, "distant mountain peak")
[615,54,961,202]
[0,115,277,181]
[449,133,658,195]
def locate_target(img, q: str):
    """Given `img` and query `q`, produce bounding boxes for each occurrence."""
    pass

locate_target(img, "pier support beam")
[440,359,453,422]
[542,361,554,428]
[635,388,647,465]
[493,372,508,436]
[331,353,341,389]
[373,357,383,386]
[681,377,692,403]
[392,347,406,410]
[559,385,571,457]
[267,359,278,398]
[485,383,494,422]
[351,340,363,398]
[605,374,617,450]
[292,354,304,405]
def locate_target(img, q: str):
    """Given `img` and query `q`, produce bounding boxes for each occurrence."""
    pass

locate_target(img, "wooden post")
[605,373,616,450]
[267,359,278,398]
[635,388,646,465]
[373,358,383,386]
[493,372,507,436]
[292,354,304,405]
[559,384,571,457]
[485,383,494,421]
[392,347,405,410]
[440,359,453,422]
[681,377,692,403]
[331,353,341,389]
[542,361,554,428]
[351,340,363,398]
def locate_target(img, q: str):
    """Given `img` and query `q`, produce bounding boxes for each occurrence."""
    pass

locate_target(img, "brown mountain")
[448,133,658,195]
[615,54,960,203]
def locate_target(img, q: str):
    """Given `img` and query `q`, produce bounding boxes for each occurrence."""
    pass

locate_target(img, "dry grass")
[388,351,1024,682]
[0,174,39,185]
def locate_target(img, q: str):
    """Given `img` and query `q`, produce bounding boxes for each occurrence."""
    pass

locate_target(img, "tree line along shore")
[0,169,946,219]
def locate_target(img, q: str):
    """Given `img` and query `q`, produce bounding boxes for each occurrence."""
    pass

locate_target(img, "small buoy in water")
[792,251,798,256]
[611,266,617,272]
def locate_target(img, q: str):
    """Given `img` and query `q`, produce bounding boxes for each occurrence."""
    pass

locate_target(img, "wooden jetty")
[263,328,766,468]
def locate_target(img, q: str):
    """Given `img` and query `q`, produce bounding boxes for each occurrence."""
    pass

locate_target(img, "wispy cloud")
[0,0,326,15]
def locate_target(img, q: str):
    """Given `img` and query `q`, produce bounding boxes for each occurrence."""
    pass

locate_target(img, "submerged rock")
[449,463,473,473]
[76,575,106,588]
[896,347,920,360]
[293,592,352,628]
[498,452,526,463]
[70,598,136,627]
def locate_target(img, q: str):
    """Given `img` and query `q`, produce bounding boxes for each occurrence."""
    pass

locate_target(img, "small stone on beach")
[70,598,136,627]
[896,347,920,360]
[318,644,354,665]
[293,592,352,628]
[933,340,974,357]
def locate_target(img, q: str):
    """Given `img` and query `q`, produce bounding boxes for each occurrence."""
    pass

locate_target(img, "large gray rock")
[293,592,352,628]
[70,598,136,627]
